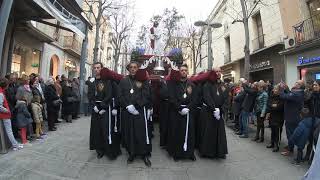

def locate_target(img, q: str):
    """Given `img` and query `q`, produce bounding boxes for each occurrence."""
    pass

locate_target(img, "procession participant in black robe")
[146,77,154,139]
[159,76,170,147]
[199,68,228,159]
[167,64,197,161]
[189,72,210,149]
[119,61,152,167]
[88,62,121,160]
[100,67,124,156]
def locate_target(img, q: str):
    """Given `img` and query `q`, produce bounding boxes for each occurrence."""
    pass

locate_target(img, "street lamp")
[194,21,222,71]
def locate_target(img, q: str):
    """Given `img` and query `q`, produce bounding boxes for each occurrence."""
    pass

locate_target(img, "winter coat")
[0,88,11,119]
[31,102,43,123]
[72,82,80,102]
[5,82,18,112]
[289,117,320,150]
[268,94,284,127]
[310,92,320,118]
[45,85,61,113]
[14,100,32,128]
[62,85,76,115]
[232,91,246,115]
[16,85,33,105]
[241,84,258,113]
[255,91,268,116]
[280,89,304,126]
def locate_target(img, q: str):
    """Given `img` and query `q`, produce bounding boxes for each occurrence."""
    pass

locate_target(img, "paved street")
[0,116,309,180]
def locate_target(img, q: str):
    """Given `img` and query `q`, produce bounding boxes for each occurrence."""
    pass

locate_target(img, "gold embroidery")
[187,86,192,95]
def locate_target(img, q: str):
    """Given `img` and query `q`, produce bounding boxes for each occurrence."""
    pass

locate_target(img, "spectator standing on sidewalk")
[45,78,61,131]
[238,80,258,138]
[252,81,268,143]
[280,80,305,156]
[266,84,284,152]
[0,78,23,151]
[71,78,80,119]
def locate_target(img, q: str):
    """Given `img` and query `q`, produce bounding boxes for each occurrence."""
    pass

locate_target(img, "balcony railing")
[63,36,81,55]
[224,52,231,64]
[293,13,320,45]
[252,34,265,51]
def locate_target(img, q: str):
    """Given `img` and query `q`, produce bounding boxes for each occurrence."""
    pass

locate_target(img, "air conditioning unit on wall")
[284,37,296,49]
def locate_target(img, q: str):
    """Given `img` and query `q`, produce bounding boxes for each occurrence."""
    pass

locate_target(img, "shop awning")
[14,0,91,39]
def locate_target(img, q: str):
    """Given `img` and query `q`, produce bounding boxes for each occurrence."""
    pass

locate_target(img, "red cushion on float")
[135,69,149,81]
[100,68,124,81]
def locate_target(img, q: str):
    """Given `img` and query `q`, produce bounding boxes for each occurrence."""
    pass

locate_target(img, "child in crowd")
[15,96,33,144]
[286,108,320,164]
[31,95,44,140]
[0,77,23,151]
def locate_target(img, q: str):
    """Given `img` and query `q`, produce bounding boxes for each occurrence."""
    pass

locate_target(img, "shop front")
[282,47,320,88]
[297,54,320,82]
[11,31,44,77]
[249,45,285,84]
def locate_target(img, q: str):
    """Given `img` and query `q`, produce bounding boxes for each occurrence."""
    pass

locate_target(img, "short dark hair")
[55,75,60,80]
[0,77,9,88]
[93,62,104,68]
[180,64,188,69]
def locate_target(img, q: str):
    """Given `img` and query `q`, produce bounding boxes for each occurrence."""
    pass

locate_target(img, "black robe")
[159,80,169,147]
[119,76,152,156]
[167,80,197,159]
[193,83,203,149]
[89,79,120,158]
[199,81,228,158]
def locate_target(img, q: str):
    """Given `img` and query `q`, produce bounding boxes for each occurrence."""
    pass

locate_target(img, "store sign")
[249,60,271,70]
[298,56,320,65]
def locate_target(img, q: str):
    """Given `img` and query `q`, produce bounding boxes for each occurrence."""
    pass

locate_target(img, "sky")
[131,0,219,45]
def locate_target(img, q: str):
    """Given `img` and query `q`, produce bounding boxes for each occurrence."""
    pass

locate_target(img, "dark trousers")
[48,111,58,130]
[285,123,298,144]
[271,125,282,146]
[72,102,80,118]
[234,114,240,129]
[255,112,265,139]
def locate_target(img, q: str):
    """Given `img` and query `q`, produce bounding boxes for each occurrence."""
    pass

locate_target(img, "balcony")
[293,13,320,45]
[252,34,265,51]
[63,36,81,58]
[224,52,231,64]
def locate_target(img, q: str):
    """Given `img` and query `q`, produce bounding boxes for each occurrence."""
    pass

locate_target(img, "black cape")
[199,81,228,158]
[119,76,152,156]
[167,80,197,159]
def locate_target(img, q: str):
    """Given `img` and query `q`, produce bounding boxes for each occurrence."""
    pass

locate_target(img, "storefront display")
[11,44,41,77]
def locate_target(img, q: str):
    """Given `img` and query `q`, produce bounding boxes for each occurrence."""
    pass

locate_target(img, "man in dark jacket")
[238,80,258,138]
[280,80,305,156]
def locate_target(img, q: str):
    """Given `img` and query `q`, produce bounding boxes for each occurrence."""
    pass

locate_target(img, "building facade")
[280,0,320,87]
[202,0,287,84]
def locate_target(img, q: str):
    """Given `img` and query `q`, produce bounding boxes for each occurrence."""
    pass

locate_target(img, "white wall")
[41,43,64,80]
[206,0,285,69]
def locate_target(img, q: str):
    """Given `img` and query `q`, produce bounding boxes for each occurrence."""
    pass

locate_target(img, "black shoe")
[97,152,104,159]
[272,146,279,152]
[257,138,264,143]
[235,132,242,135]
[252,137,259,141]
[173,156,179,162]
[294,151,303,164]
[267,144,274,148]
[143,156,151,167]
[218,155,226,159]
[127,156,134,164]
[49,127,57,131]
[190,155,196,161]
[108,155,117,161]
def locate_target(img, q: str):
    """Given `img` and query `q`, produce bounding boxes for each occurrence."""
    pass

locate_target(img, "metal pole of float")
[79,26,88,114]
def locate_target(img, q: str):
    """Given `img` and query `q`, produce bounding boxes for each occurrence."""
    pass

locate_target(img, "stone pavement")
[0,116,309,180]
